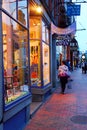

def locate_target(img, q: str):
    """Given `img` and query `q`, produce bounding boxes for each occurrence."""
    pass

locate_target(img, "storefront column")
[52,35,57,88]
[67,45,70,60]
[0,1,4,129]
[70,51,73,70]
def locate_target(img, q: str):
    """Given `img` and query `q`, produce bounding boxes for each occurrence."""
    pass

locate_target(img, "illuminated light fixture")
[36,6,42,13]
[82,55,85,59]
[33,23,40,26]
[33,23,36,25]
[37,23,40,25]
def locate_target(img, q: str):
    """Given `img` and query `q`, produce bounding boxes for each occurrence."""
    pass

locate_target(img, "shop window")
[42,43,50,85]
[42,21,49,44]
[42,21,50,85]
[29,17,41,87]
[2,0,28,27]
[46,28,49,43]
[30,40,41,87]
[30,17,41,39]
[2,12,30,104]
[42,22,45,41]
[2,0,16,19]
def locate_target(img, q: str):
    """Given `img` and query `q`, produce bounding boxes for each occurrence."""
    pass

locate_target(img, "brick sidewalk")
[24,68,87,130]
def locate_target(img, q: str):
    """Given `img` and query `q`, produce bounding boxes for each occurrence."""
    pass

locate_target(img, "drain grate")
[70,115,87,125]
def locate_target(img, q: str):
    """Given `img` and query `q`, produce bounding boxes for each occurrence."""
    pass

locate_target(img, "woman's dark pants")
[60,76,68,93]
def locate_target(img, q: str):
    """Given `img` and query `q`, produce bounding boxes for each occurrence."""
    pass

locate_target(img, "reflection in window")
[42,21,45,41]
[42,21,49,44]
[2,0,28,27]
[42,43,50,85]
[2,0,16,19]
[18,0,28,27]
[2,12,29,104]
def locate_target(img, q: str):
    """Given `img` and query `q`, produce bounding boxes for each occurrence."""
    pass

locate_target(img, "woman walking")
[58,60,69,94]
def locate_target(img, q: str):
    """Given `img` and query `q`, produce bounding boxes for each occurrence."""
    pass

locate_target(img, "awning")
[51,21,76,35]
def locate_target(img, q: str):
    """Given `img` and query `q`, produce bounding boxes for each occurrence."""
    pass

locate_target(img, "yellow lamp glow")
[37,6,42,13]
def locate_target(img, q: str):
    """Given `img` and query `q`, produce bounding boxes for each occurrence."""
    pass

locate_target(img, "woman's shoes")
[61,92,64,94]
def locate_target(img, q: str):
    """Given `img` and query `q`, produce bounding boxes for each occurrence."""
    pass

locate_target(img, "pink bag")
[58,72,68,77]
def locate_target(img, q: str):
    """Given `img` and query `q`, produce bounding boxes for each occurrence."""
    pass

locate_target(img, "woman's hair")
[62,60,66,65]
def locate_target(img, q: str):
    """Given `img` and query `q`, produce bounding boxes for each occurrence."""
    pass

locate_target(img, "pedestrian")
[66,59,70,70]
[84,61,87,74]
[82,61,86,74]
[58,60,69,94]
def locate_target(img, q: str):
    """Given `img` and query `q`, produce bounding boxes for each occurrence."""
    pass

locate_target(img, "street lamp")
[82,55,85,59]
[82,54,86,61]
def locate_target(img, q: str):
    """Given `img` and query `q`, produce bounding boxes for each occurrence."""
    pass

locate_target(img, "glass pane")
[2,0,28,27]
[18,0,28,27]
[42,43,50,85]
[30,18,41,39]
[2,0,16,19]
[30,40,41,87]
[2,12,29,104]
[46,28,49,44]
[42,21,45,41]
[42,21,49,44]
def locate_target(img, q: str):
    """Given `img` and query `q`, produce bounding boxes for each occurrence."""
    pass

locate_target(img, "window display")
[42,43,50,85]
[30,17,41,87]
[30,18,50,87]
[30,40,41,87]
[42,21,50,85]
[2,13,29,104]
[30,17,41,39]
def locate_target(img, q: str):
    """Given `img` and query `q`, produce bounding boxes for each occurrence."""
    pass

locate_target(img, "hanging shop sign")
[56,40,68,46]
[67,5,81,16]
[56,35,70,46]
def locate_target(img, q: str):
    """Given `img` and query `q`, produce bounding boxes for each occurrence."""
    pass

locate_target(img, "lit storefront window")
[42,43,50,85]
[30,40,41,86]
[30,17,41,39]
[2,12,29,104]
[29,17,50,87]
[30,18,41,87]
[42,21,50,85]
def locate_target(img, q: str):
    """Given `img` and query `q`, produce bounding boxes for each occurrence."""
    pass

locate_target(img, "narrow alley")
[25,68,87,130]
